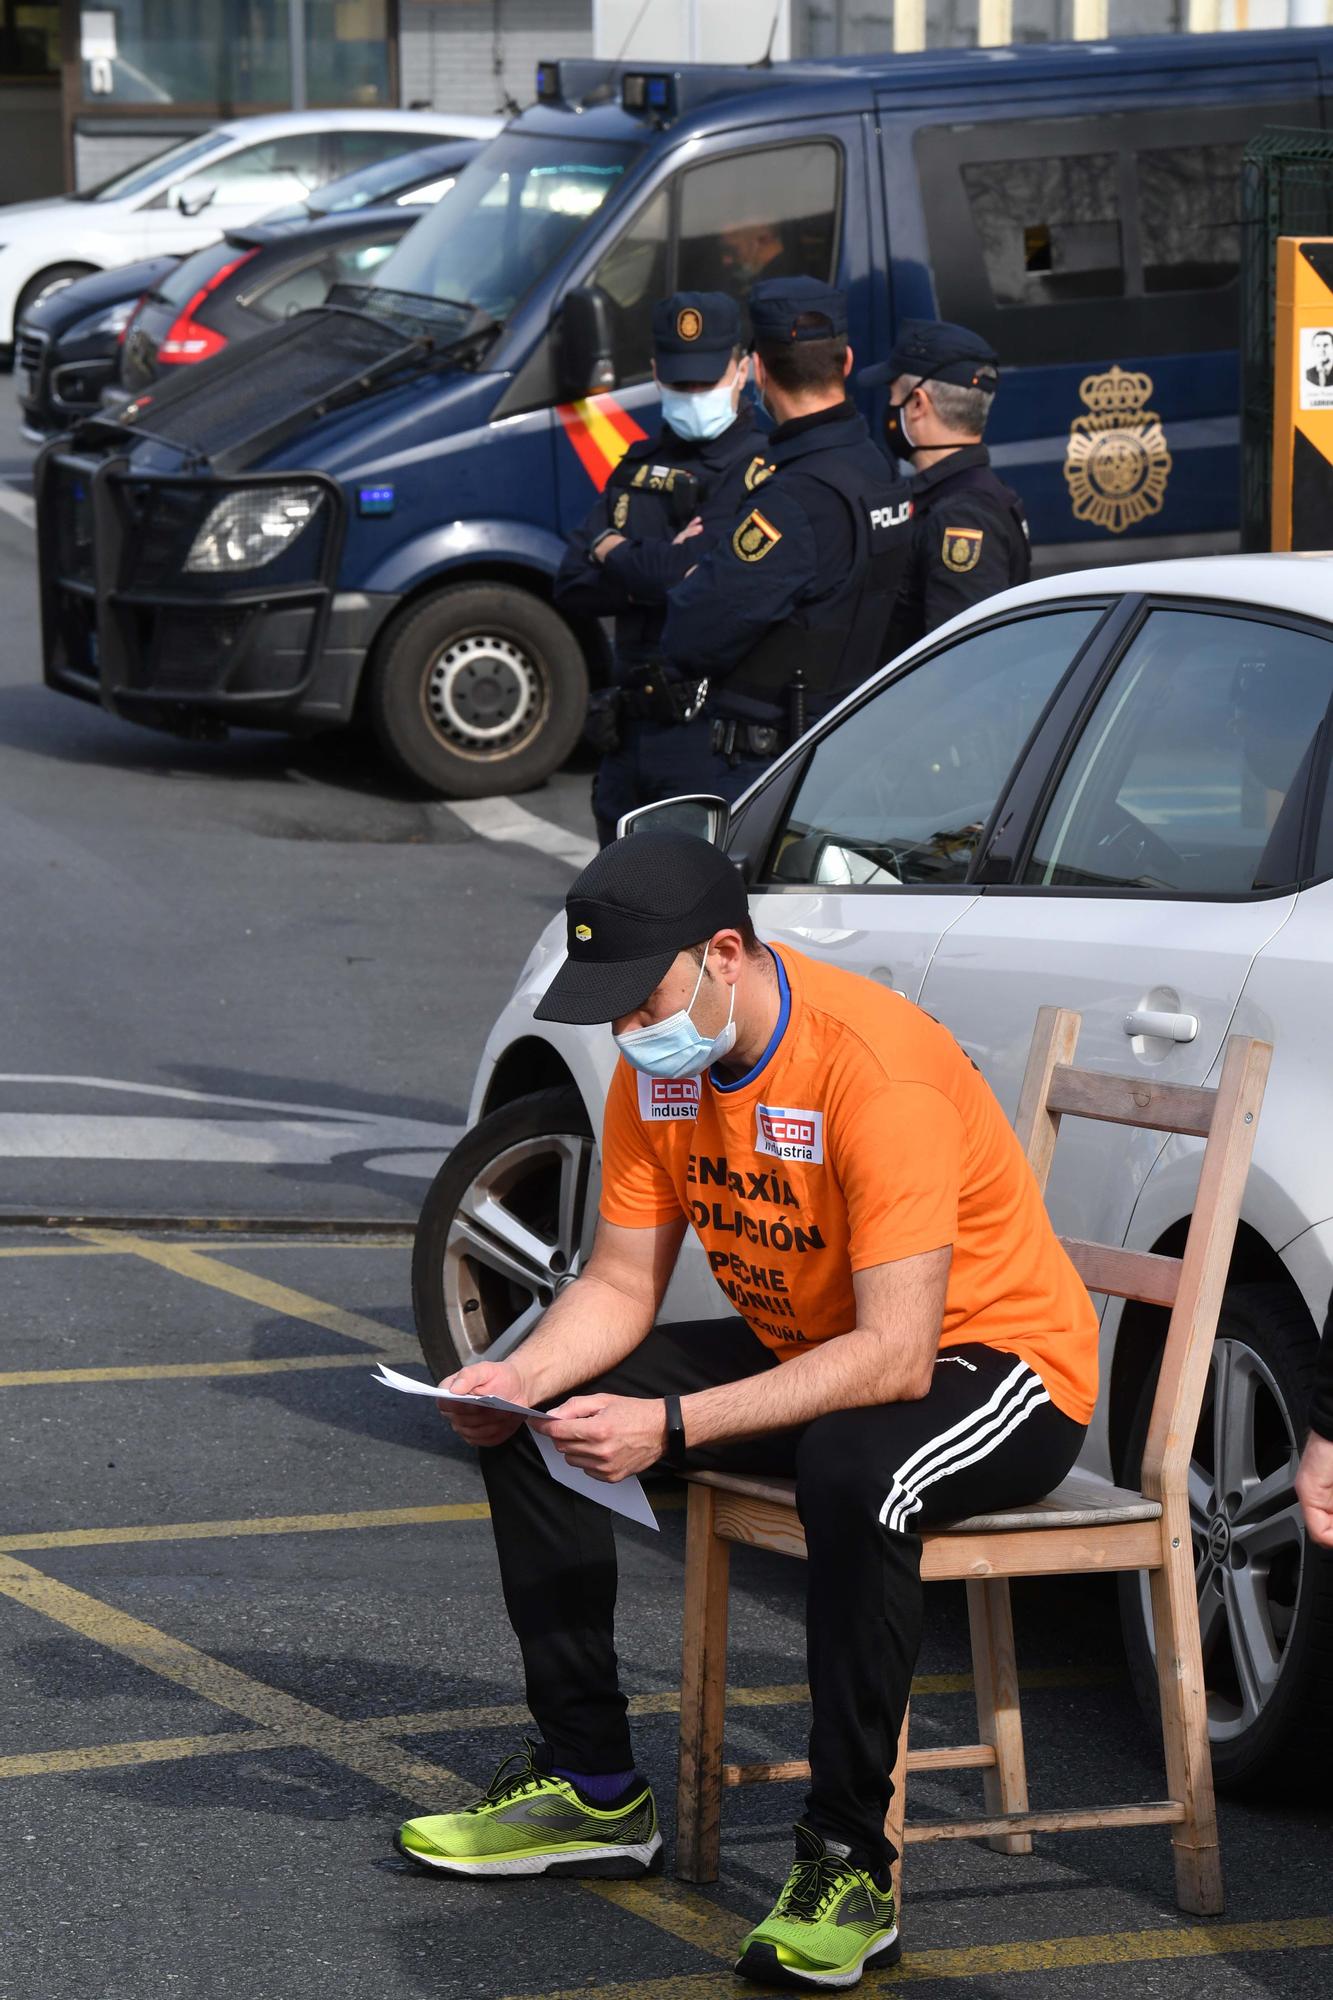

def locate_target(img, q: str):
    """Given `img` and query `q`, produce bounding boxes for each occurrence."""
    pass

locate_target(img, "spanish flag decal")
[556,394,648,492]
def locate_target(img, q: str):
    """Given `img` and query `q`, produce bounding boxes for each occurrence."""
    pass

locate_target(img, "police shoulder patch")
[941,525,983,573]
[612,492,629,529]
[733,508,782,563]
[744,454,775,492]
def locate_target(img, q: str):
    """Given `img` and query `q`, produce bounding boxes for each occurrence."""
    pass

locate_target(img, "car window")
[962,152,1123,308]
[1025,608,1333,895]
[765,608,1101,889]
[678,142,839,303]
[330,130,426,176]
[591,187,670,384]
[205,136,327,197]
[155,239,246,308]
[249,238,400,322]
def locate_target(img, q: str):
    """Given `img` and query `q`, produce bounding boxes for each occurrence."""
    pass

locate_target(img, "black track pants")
[477,1319,1085,1871]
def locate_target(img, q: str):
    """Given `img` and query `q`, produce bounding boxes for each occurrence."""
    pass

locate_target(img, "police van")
[37,30,1333,798]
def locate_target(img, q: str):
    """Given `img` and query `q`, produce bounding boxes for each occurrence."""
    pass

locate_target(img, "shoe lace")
[773,1850,855,1924]
[467,1741,547,1814]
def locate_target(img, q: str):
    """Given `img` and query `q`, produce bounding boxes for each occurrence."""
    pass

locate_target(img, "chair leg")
[1149,1525,1224,1915]
[676,1483,731,1883]
[885,1700,910,1910]
[966,1576,1032,1856]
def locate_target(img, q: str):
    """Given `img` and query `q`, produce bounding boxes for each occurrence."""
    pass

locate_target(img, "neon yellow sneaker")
[394,1740,662,1879]
[734,1824,901,1990]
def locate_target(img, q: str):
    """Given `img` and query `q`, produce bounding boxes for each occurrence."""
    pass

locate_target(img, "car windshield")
[77,131,234,204]
[368,132,638,319]
[302,144,475,218]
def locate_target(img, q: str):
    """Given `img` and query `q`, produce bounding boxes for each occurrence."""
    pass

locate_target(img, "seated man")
[396,831,1097,1993]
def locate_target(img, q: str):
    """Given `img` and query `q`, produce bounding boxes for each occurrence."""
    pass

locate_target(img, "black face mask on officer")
[883,374,936,463]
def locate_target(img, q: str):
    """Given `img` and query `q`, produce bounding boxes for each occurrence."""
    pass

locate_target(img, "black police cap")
[652,292,742,384]
[534,830,750,1026]
[748,276,848,345]
[860,319,999,390]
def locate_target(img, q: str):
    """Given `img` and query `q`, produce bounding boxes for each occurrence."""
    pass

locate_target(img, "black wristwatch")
[664,1394,688,1470]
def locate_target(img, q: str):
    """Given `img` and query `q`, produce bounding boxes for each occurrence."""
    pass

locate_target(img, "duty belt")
[620,675,709,724]
[710,718,783,762]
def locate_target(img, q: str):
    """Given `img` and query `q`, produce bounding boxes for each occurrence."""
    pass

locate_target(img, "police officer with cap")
[554,292,757,845]
[863,320,1030,657]
[659,276,915,798]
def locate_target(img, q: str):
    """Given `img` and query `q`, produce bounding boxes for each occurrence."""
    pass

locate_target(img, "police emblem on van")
[638,1074,701,1120]
[755,1103,824,1163]
[1063,366,1173,535]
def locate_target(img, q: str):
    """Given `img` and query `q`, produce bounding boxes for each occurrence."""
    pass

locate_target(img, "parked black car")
[15,257,177,440]
[118,207,424,394]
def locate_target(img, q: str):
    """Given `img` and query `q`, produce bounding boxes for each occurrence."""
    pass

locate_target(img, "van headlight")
[185,484,323,573]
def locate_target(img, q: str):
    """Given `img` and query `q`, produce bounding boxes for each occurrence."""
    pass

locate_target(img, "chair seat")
[683,1467,1162,1532]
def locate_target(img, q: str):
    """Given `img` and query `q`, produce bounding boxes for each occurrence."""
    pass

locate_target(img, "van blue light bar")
[622,72,675,117]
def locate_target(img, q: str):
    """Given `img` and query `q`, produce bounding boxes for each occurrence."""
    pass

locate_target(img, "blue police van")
[37,29,1333,798]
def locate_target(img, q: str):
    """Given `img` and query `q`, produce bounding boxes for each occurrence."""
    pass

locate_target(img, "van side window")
[961,154,1122,308]
[678,143,839,304]
[592,186,670,385]
[1138,143,1242,294]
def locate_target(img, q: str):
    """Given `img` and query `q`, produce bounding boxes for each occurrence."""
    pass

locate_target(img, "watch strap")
[664,1393,687,1470]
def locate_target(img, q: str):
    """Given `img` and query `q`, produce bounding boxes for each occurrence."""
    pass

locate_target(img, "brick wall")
[400,1,593,115]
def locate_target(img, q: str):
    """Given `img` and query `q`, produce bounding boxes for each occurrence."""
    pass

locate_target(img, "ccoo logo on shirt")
[755,1103,824,1163]
[638,1073,701,1121]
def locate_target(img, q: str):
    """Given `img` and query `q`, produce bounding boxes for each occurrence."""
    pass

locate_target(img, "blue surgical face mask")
[614,951,737,1080]
[660,379,738,443]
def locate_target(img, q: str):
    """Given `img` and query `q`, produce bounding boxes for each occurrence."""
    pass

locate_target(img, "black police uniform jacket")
[659,401,914,724]
[883,443,1030,658]
[553,408,757,682]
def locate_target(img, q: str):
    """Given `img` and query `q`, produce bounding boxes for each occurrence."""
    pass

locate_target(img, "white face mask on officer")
[613,948,737,1080]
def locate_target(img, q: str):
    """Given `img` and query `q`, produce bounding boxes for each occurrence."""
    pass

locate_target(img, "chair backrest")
[1012,1006,1272,1504]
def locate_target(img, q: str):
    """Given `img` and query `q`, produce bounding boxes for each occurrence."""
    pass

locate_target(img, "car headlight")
[185,484,324,574]
[93,301,137,338]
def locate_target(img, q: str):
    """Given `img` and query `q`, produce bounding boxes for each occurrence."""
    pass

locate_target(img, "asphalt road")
[1,398,1331,2000]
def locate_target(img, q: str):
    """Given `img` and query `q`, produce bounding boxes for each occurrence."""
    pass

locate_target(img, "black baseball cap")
[748,276,848,345]
[652,291,742,384]
[534,831,749,1026]
[860,319,999,390]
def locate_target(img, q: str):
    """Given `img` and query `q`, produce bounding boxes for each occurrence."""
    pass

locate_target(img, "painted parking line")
[0,1501,494,1554]
[446,794,598,869]
[0,1238,410,1257]
[73,1227,407,1349]
[0,482,34,530]
[0,1347,423,1389]
[512,1916,1333,1999]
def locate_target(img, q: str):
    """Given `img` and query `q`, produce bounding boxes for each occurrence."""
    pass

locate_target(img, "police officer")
[553,293,758,845]
[660,277,914,799]
[863,320,1030,658]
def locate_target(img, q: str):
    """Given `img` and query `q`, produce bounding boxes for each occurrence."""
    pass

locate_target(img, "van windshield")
[369,132,639,320]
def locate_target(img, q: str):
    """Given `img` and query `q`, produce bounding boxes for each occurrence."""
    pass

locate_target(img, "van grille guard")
[36,450,346,716]
[76,298,495,474]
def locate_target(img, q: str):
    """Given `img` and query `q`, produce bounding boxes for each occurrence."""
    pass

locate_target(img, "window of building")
[73,0,391,109]
[1,0,58,77]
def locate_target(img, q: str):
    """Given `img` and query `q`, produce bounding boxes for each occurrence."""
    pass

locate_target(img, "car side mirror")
[558,285,616,398]
[617,795,731,847]
[172,179,217,218]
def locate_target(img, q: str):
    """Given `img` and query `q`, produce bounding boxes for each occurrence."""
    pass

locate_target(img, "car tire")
[368,584,588,799]
[15,263,99,325]
[412,1087,597,1380]
[1118,1281,1333,1794]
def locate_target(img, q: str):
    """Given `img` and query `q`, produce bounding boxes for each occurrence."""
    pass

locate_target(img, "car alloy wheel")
[413,1088,598,1379]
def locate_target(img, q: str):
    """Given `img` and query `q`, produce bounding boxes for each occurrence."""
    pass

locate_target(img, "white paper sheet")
[371,1362,546,1419]
[528,1426,660,1531]
[372,1364,660,1530]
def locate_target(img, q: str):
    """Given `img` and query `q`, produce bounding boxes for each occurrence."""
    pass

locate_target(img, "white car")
[416,552,1333,1795]
[0,110,501,355]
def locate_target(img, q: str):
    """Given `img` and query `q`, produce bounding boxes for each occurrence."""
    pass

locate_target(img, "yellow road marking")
[0,1552,472,1809]
[0,1239,408,1258]
[0,1501,492,1553]
[73,1228,400,1349]
[512,1916,1333,1998]
[0,1346,422,1389]
[586,1881,744,1962]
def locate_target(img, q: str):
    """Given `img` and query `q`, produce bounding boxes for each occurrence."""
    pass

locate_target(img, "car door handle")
[1123,1009,1199,1043]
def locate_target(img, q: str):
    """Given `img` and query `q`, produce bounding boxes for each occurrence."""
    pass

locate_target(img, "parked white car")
[416,552,1333,1794]
[0,110,501,355]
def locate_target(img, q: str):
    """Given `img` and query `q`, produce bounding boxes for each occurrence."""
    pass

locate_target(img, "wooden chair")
[675,1007,1271,1917]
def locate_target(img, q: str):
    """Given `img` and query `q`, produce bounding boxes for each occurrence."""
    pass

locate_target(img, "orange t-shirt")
[599,942,1098,1425]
